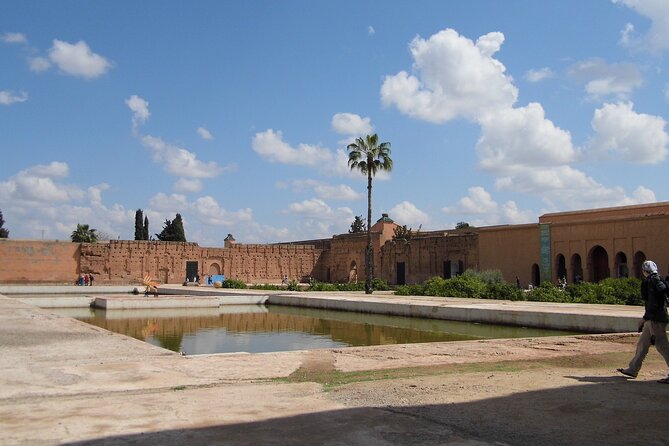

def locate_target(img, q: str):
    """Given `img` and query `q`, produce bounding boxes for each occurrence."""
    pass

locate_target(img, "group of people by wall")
[76,273,94,286]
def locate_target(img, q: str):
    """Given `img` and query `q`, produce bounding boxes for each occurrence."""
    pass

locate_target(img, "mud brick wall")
[211,243,326,284]
[0,240,80,283]
[379,233,478,284]
[80,240,203,284]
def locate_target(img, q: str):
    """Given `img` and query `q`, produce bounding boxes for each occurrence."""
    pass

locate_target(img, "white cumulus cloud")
[1,32,27,44]
[476,103,578,174]
[0,161,82,205]
[589,102,668,164]
[614,0,669,52]
[28,57,51,72]
[568,58,642,99]
[197,127,213,140]
[381,28,517,123]
[331,113,373,136]
[141,135,222,179]
[442,186,534,226]
[48,39,111,79]
[174,178,203,193]
[0,90,28,105]
[524,67,554,82]
[252,129,333,166]
[389,201,430,227]
[125,95,150,130]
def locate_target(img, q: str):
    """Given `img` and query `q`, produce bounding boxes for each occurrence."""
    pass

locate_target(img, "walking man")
[617,260,669,383]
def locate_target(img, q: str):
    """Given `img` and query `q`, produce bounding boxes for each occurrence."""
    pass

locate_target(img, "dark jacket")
[641,272,668,323]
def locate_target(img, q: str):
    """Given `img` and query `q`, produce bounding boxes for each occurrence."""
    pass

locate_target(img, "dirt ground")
[2,295,669,445]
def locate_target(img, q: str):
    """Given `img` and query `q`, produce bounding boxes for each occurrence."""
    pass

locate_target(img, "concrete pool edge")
[0,284,642,332]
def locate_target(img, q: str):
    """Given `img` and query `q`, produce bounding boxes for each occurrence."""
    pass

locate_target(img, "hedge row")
[394,270,643,306]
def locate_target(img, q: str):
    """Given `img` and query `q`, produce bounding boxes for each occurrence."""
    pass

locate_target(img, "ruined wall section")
[209,243,326,283]
[0,240,80,283]
[80,240,202,284]
[380,233,479,284]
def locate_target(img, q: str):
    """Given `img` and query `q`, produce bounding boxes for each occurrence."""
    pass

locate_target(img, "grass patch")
[277,352,632,391]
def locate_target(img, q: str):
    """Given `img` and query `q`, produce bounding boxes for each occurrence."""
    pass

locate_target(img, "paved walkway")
[1,289,668,445]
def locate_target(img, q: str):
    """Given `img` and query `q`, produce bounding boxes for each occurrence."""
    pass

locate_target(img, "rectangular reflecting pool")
[50,304,585,355]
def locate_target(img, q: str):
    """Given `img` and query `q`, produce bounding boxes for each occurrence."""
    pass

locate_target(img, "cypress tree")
[173,213,186,242]
[134,209,144,240]
[143,216,149,240]
[0,209,8,238]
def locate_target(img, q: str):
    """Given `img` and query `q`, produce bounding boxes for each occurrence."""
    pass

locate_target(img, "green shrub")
[394,284,426,296]
[424,275,487,298]
[485,282,525,301]
[287,279,299,291]
[372,277,390,291]
[597,277,642,305]
[221,278,247,289]
[464,269,504,285]
[308,281,339,291]
[526,281,569,302]
[250,283,283,290]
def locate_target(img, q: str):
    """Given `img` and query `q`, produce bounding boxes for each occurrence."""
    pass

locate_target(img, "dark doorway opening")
[531,264,540,286]
[556,254,567,282]
[589,246,609,282]
[571,254,583,283]
[396,262,406,285]
[186,261,199,282]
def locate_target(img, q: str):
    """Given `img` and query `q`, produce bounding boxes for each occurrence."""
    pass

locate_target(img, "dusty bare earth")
[1,295,669,446]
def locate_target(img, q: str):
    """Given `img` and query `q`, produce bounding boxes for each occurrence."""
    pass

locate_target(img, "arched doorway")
[531,264,540,287]
[633,251,646,278]
[571,254,583,283]
[208,262,221,276]
[556,254,567,282]
[589,245,609,282]
[348,261,358,283]
[615,252,628,278]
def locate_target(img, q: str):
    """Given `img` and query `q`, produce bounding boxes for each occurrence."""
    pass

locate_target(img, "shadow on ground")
[65,375,669,446]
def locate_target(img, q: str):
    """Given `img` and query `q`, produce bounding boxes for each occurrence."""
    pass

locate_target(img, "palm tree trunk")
[366,169,373,294]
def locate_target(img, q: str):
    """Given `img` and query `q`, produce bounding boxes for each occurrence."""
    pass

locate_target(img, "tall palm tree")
[70,224,98,243]
[347,133,393,294]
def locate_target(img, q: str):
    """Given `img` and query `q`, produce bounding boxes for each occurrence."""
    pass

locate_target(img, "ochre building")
[1,202,668,287]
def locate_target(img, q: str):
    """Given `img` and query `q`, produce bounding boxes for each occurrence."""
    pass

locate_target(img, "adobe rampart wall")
[0,240,80,283]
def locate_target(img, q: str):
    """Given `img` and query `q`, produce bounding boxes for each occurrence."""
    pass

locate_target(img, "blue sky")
[1,0,668,245]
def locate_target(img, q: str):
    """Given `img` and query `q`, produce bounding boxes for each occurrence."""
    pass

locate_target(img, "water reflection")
[52,305,581,355]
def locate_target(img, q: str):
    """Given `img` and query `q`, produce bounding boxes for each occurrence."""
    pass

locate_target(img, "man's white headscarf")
[642,260,658,274]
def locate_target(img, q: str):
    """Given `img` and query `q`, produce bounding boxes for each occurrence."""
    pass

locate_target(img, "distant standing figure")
[84,274,89,286]
[617,260,669,383]
[516,276,521,289]
[89,274,94,286]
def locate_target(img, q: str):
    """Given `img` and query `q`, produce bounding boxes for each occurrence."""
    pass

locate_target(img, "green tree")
[143,215,149,240]
[392,224,413,241]
[156,213,187,242]
[134,209,144,240]
[0,209,8,238]
[348,215,366,234]
[71,224,98,243]
[347,133,393,294]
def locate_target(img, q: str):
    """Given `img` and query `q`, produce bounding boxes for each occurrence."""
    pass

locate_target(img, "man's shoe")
[617,368,637,378]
